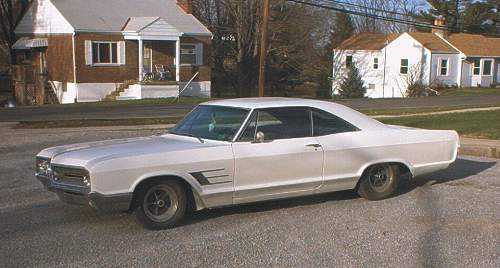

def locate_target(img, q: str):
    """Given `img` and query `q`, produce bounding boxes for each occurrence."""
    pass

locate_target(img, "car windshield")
[169,105,249,142]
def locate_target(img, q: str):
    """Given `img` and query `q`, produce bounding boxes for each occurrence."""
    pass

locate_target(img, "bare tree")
[0,0,31,64]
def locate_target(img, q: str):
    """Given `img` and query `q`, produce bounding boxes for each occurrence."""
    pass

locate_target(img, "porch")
[111,17,210,100]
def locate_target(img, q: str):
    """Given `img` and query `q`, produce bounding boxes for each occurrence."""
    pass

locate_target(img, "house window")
[92,42,118,64]
[373,58,379,69]
[482,60,493,75]
[400,59,409,74]
[345,55,353,67]
[180,44,202,65]
[439,58,449,76]
[473,59,481,75]
[368,83,375,89]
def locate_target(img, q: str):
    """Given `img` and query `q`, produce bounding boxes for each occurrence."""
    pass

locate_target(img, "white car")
[36,98,459,229]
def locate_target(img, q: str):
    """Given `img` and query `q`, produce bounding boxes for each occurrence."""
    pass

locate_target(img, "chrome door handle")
[306,143,322,148]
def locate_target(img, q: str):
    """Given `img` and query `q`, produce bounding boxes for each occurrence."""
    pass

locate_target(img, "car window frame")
[235,106,314,143]
[170,104,251,143]
[310,107,360,137]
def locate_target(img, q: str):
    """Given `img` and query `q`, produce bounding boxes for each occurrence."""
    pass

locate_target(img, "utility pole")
[454,0,460,32]
[258,0,270,97]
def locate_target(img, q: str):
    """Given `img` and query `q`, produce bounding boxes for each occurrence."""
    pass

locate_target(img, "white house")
[332,18,500,98]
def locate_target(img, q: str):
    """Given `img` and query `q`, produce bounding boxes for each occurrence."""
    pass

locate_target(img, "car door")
[310,108,364,193]
[231,107,324,203]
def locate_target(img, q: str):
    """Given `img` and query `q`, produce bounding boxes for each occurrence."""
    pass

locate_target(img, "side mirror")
[255,131,265,143]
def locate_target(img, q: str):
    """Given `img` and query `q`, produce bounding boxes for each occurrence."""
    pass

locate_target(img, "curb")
[459,145,500,159]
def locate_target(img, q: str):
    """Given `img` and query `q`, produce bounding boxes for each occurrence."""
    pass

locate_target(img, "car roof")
[203,97,330,109]
[202,97,387,131]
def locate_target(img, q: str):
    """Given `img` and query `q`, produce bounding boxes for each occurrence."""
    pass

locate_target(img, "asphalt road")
[0,125,498,267]
[1,95,500,122]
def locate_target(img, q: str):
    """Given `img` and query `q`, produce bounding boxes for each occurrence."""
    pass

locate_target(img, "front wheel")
[358,164,400,200]
[135,180,187,230]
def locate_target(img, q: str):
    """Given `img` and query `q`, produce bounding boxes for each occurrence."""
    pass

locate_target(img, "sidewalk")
[460,138,500,159]
[372,106,500,119]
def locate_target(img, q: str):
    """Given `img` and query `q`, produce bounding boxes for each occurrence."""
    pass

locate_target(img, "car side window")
[254,108,312,140]
[312,109,358,136]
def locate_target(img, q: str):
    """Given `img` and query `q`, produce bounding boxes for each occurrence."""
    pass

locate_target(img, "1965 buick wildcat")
[36,98,459,229]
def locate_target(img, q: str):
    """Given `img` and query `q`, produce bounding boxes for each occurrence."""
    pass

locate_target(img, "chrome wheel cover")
[143,185,179,222]
[368,165,394,193]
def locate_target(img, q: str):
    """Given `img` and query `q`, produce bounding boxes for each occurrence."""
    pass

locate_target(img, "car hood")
[39,134,225,168]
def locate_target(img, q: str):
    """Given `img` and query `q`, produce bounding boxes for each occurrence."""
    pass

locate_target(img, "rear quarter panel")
[315,128,459,192]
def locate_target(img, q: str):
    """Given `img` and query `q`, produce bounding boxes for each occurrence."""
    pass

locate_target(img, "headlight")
[36,157,51,176]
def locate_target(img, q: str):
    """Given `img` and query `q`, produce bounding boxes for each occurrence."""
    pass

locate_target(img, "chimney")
[432,16,448,38]
[177,0,193,14]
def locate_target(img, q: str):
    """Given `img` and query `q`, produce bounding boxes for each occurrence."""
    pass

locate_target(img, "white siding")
[461,61,472,87]
[15,0,73,34]
[496,61,500,84]
[333,33,431,98]
[140,19,181,36]
[430,53,460,86]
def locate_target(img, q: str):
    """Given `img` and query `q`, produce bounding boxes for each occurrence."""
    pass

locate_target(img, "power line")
[322,0,486,28]
[289,0,447,30]
[289,0,500,36]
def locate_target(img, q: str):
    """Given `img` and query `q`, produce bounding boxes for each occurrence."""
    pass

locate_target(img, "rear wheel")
[135,180,187,230]
[358,164,400,200]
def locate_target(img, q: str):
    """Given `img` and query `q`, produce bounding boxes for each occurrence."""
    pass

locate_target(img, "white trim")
[482,59,494,76]
[437,57,449,76]
[123,35,181,41]
[472,59,481,76]
[90,63,122,67]
[90,41,119,65]
[14,0,74,35]
[139,39,144,81]
[373,57,379,70]
[179,43,203,66]
[400,58,409,74]
[175,39,181,82]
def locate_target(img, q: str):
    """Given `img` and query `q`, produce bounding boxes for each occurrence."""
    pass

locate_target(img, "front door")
[471,59,481,87]
[232,107,324,203]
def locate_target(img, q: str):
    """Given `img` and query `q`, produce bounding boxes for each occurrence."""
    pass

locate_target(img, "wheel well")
[355,162,413,190]
[128,175,196,212]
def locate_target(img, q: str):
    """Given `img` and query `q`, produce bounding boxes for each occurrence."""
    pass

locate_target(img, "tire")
[135,180,187,230]
[357,164,400,201]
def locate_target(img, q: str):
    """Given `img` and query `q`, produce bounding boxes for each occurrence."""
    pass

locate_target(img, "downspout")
[382,41,388,98]
[72,32,78,102]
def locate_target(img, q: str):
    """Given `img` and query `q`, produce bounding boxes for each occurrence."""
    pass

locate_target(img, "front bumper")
[36,174,132,212]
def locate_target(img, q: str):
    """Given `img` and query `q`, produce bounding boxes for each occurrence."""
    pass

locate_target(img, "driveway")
[1,95,500,122]
[0,125,498,267]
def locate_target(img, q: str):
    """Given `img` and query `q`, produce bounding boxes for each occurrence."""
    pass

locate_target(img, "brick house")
[13,0,212,104]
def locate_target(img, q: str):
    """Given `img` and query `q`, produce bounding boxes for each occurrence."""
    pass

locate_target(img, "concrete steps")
[103,80,137,101]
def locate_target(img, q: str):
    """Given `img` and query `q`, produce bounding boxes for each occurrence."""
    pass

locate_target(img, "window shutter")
[195,43,203,65]
[85,40,92,65]
[118,41,126,65]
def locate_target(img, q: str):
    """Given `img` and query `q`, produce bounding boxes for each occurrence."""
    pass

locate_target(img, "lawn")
[378,110,500,140]
[360,104,500,116]
[439,87,500,96]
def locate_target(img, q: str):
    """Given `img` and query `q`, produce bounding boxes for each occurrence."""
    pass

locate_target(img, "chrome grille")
[50,165,91,194]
